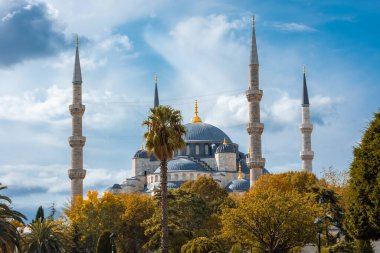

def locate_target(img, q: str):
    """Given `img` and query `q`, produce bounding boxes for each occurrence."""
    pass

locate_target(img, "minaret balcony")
[246,157,265,168]
[246,88,263,102]
[300,123,313,132]
[68,168,86,179]
[300,151,314,160]
[69,136,86,147]
[69,104,85,115]
[247,123,264,134]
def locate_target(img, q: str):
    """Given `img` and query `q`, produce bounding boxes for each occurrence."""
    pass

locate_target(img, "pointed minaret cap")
[191,100,202,123]
[154,74,159,108]
[238,162,243,180]
[250,16,259,65]
[73,33,82,85]
[302,65,310,106]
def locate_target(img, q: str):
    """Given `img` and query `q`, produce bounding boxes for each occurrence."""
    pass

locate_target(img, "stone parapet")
[247,122,264,134]
[246,157,265,168]
[69,136,86,147]
[246,88,263,102]
[69,104,85,115]
[68,169,86,180]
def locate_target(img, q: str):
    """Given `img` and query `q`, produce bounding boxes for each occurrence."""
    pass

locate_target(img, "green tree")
[33,206,45,223]
[345,111,380,246]
[0,183,26,253]
[23,219,65,253]
[181,237,224,253]
[96,231,112,253]
[221,176,318,252]
[143,105,186,253]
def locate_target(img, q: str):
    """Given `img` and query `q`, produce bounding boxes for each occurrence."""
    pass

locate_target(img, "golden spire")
[76,33,79,47]
[223,137,227,145]
[141,144,145,150]
[191,99,202,123]
[238,162,243,180]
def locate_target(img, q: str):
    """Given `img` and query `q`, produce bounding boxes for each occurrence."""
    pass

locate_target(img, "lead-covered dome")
[216,139,235,153]
[133,149,148,158]
[154,158,208,173]
[184,123,232,142]
[227,179,250,192]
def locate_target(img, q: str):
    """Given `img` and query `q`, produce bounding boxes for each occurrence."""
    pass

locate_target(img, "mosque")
[67,16,314,203]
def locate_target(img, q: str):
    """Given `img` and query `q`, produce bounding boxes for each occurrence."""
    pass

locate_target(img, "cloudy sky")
[0,0,379,219]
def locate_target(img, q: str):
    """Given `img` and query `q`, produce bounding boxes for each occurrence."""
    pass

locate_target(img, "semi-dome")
[154,158,208,173]
[133,149,148,158]
[216,139,235,153]
[184,122,232,142]
[227,179,250,192]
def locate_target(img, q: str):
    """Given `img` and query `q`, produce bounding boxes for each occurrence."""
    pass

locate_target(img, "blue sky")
[0,0,379,219]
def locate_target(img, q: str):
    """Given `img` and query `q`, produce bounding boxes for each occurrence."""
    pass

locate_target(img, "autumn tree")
[221,173,319,252]
[345,111,380,250]
[181,237,224,253]
[96,231,112,253]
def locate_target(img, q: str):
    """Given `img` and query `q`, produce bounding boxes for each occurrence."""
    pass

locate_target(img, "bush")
[96,231,112,253]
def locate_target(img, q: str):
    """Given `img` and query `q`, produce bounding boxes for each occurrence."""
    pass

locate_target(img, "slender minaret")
[300,65,314,172]
[246,16,265,187]
[68,34,86,206]
[154,74,159,108]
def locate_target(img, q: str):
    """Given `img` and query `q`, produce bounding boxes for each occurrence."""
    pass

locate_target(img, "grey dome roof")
[216,143,235,153]
[184,123,232,142]
[167,182,179,189]
[111,184,122,189]
[134,149,148,158]
[227,179,250,192]
[154,158,208,173]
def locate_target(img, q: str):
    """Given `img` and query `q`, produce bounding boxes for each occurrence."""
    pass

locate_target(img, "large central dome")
[184,122,232,143]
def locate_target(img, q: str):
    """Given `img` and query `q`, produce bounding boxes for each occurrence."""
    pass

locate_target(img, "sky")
[0,0,379,219]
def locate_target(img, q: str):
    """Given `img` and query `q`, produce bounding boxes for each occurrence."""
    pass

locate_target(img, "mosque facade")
[68,16,314,201]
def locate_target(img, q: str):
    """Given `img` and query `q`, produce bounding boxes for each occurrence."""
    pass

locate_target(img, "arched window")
[205,144,209,155]
[186,145,190,155]
[195,144,200,155]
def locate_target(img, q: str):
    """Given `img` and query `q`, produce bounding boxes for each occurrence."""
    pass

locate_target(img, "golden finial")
[76,33,79,47]
[191,99,202,123]
[223,137,227,145]
[154,74,158,84]
[141,145,144,150]
[303,64,306,75]
[238,162,243,180]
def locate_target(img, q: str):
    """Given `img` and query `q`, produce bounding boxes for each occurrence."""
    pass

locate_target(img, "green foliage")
[0,183,26,252]
[96,231,112,253]
[354,240,374,253]
[345,111,380,240]
[23,219,65,253]
[181,237,224,253]
[322,240,355,253]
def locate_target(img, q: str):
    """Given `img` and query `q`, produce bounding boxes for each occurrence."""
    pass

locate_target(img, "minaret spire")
[246,16,265,187]
[191,100,202,123]
[68,34,86,206]
[154,74,159,108]
[300,65,314,172]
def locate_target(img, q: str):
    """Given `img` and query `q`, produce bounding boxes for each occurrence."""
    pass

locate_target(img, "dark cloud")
[0,2,67,66]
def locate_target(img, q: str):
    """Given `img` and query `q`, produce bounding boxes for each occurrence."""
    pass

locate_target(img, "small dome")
[154,158,208,173]
[227,179,250,192]
[184,123,232,142]
[111,184,122,190]
[167,182,179,189]
[134,149,148,158]
[216,143,235,153]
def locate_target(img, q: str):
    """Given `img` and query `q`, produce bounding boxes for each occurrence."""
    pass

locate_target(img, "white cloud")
[0,85,127,129]
[98,34,133,51]
[273,22,315,32]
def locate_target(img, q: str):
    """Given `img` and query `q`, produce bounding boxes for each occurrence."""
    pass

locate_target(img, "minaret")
[68,34,86,206]
[246,16,265,187]
[300,65,314,172]
[154,74,159,108]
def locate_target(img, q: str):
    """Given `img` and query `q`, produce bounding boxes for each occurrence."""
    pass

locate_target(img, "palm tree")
[143,105,186,253]
[0,183,26,253]
[23,219,65,253]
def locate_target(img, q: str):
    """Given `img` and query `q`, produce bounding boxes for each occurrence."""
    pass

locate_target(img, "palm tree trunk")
[160,157,169,253]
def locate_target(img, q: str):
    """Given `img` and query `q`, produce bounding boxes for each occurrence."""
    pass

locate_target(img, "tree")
[23,219,65,253]
[181,237,224,253]
[0,183,26,253]
[143,105,186,253]
[221,174,319,252]
[345,111,380,245]
[33,206,45,223]
[96,231,112,253]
